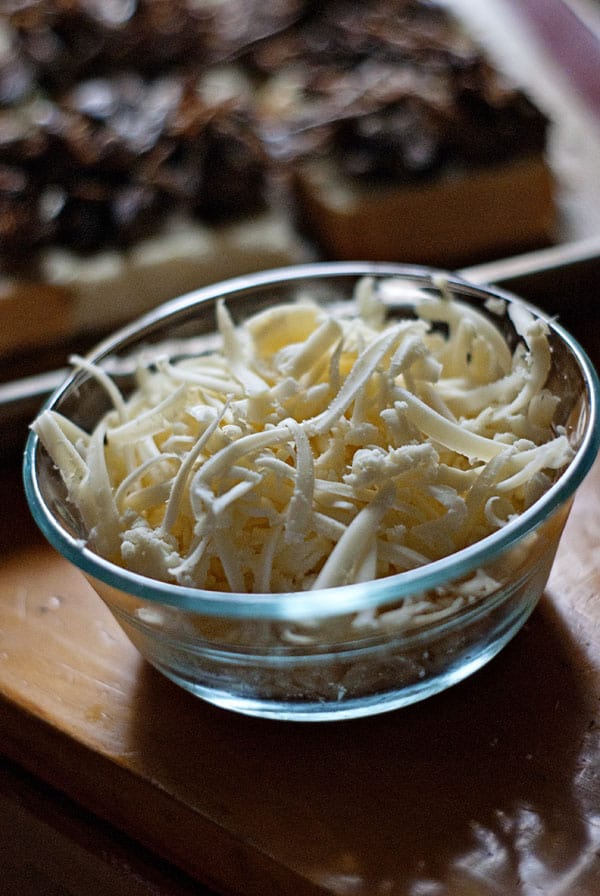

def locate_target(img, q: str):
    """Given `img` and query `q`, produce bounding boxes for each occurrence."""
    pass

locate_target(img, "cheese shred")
[32,277,574,595]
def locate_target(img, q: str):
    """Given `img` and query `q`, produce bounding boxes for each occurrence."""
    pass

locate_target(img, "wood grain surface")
[0,755,211,896]
[2,447,600,895]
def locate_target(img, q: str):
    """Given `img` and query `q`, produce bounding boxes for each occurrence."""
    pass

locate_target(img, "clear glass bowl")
[23,263,600,721]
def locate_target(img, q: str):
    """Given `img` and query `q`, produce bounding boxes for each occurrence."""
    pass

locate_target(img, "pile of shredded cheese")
[33,276,573,594]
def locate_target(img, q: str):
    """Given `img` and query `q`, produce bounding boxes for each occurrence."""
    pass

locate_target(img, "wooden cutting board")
[2,450,600,896]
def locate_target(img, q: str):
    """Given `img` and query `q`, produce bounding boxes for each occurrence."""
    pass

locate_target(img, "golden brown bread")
[293,154,555,267]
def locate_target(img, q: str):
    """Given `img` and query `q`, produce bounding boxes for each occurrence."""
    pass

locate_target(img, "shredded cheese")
[32,277,574,596]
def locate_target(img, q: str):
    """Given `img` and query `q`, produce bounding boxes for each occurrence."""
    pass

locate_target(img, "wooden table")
[3,421,600,896]
[0,756,210,896]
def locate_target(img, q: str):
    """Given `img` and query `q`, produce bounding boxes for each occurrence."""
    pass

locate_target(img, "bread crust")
[294,154,556,267]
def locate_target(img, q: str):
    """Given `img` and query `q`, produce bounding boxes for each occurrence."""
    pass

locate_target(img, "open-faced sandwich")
[0,0,555,356]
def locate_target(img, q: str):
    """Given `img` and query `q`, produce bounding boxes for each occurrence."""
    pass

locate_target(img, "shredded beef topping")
[0,0,304,269]
[252,0,549,180]
[0,20,36,105]
[0,69,269,269]
[250,0,458,74]
[6,0,305,89]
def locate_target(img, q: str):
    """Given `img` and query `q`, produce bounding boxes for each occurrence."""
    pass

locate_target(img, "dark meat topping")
[0,162,54,262]
[0,22,37,105]
[0,70,269,269]
[252,0,549,180]
[6,0,305,91]
[250,0,460,74]
[1,0,307,269]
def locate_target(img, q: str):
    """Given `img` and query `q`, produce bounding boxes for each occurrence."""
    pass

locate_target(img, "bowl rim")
[23,261,600,620]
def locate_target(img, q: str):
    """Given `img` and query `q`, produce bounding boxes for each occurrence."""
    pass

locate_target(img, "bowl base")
[147,617,529,721]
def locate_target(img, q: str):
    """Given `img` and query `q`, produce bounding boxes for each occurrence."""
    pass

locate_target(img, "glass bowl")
[23,262,600,721]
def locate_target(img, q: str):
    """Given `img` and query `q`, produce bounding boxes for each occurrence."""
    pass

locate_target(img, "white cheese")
[32,277,574,597]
